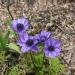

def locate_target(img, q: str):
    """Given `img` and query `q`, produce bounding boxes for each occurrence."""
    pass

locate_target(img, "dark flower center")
[26,39,34,46]
[17,23,24,31]
[48,45,55,52]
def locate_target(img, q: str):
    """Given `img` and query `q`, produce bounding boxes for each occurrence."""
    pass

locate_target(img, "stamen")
[17,23,24,31]
[26,39,34,46]
[48,45,55,52]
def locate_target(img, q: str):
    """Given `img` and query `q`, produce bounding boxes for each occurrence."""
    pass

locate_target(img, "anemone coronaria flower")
[11,18,29,35]
[44,38,61,58]
[35,30,51,43]
[17,33,38,53]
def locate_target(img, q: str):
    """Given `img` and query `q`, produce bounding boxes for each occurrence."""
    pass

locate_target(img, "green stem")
[30,51,37,75]
[30,51,35,67]
[14,32,18,40]
[42,53,45,68]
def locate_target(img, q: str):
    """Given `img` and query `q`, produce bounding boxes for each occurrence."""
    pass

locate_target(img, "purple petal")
[21,45,30,53]
[41,30,46,36]
[34,35,39,40]
[18,18,23,23]
[49,52,56,58]
[33,40,38,46]
[24,33,29,41]
[11,20,18,30]
[17,18,28,25]
[29,36,34,39]
[56,46,61,50]
[45,39,50,48]
[20,35,26,42]
[21,18,27,24]
[16,31,24,35]
[50,38,55,45]
[53,40,60,47]
[45,52,49,57]
[46,32,50,39]
[17,39,25,46]
[54,49,60,56]
[31,46,38,52]
[44,48,49,54]
[24,24,29,30]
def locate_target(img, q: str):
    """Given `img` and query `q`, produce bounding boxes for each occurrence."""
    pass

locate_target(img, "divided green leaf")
[8,43,22,54]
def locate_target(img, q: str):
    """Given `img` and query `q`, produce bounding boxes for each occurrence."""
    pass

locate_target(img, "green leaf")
[9,65,18,75]
[5,30,10,45]
[0,43,2,50]
[39,65,45,75]
[48,58,66,75]
[9,30,15,35]
[0,31,5,50]
[34,54,43,67]
[9,30,18,40]
[8,43,22,54]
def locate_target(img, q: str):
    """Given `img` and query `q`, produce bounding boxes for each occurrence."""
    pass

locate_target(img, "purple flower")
[17,33,38,53]
[11,18,29,35]
[35,30,51,43]
[44,38,61,58]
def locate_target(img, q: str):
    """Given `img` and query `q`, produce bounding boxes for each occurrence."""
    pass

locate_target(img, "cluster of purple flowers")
[11,18,61,58]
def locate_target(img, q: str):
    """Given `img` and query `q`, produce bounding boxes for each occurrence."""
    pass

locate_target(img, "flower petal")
[53,40,60,47]
[44,48,49,54]
[49,52,56,58]
[24,33,29,41]
[45,39,50,48]
[24,19,29,25]
[21,18,27,24]
[21,45,30,53]
[41,30,46,36]
[34,35,39,40]
[56,46,61,50]
[18,18,23,23]
[24,24,29,30]
[46,32,51,39]
[33,40,38,46]
[45,52,49,57]
[11,20,18,30]
[29,36,34,39]
[54,48,60,56]
[20,35,26,42]
[31,46,38,52]
[50,38,55,45]
[17,39,25,46]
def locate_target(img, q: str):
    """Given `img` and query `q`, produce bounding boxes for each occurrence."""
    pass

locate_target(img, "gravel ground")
[0,2,75,75]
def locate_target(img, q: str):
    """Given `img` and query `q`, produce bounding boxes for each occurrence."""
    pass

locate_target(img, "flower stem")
[30,51,35,67]
[42,53,45,68]
[30,51,37,74]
